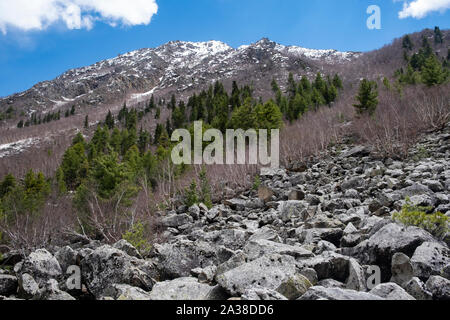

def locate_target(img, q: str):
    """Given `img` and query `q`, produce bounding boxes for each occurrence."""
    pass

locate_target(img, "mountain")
[0,38,360,116]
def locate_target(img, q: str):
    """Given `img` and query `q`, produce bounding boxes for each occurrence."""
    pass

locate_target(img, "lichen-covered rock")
[276,274,312,300]
[0,274,18,296]
[16,249,62,286]
[242,239,313,261]
[102,284,152,300]
[299,286,383,300]
[352,223,435,281]
[369,283,415,300]
[242,287,287,300]
[426,276,450,300]
[216,254,297,296]
[113,239,142,258]
[81,245,156,298]
[411,242,450,279]
[390,253,414,285]
[149,277,227,300]
[403,277,432,300]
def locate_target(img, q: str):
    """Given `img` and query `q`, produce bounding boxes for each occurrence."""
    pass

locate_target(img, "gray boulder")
[18,273,40,299]
[411,242,449,279]
[299,286,383,300]
[276,274,312,300]
[403,277,432,300]
[55,246,77,273]
[346,258,367,291]
[369,283,415,300]
[242,287,288,300]
[278,201,308,222]
[149,277,227,300]
[81,245,156,298]
[16,249,62,286]
[161,213,193,228]
[216,254,297,296]
[426,276,450,300]
[352,223,435,281]
[242,239,313,261]
[103,284,152,300]
[113,239,142,258]
[0,274,18,296]
[390,253,414,285]
[154,240,232,279]
[38,279,76,300]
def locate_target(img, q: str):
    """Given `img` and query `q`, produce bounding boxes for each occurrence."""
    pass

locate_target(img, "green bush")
[122,222,151,255]
[393,199,449,238]
[184,180,199,208]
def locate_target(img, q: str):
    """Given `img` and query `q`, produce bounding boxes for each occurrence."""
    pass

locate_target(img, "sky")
[0,0,449,97]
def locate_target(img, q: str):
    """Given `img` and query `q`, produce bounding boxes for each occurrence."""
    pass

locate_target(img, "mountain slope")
[0,38,360,116]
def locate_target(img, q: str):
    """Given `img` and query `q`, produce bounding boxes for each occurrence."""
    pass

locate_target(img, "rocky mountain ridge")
[1,121,449,301]
[0,38,359,116]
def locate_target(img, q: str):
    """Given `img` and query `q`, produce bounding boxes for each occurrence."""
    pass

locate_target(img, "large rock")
[161,213,193,228]
[149,277,227,300]
[352,223,435,281]
[81,245,156,298]
[369,283,415,300]
[426,276,450,300]
[346,258,366,291]
[242,239,313,261]
[154,240,232,279]
[390,253,414,285]
[38,279,76,301]
[16,249,62,286]
[113,240,142,258]
[403,277,432,300]
[299,286,382,300]
[242,287,288,300]
[276,274,312,300]
[103,284,152,300]
[411,242,450,279]
[54,246,77,273]
[17,273,40,299]
[300,252,350,282]
[0,275,18,296]
[216,254,297,296]
[278,201,308,222]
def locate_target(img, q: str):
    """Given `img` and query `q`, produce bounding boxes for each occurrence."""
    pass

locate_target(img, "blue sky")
[0,0,449,97]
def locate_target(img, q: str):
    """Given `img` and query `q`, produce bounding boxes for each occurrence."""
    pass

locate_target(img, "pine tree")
[137,128,150,154]
[199,167,212,209]
[332,74,343,90]
[0,174,16,197]
[55,167,67,195]
[61,142,89,189]
[353,79,378,116]
[421,54,447,86]
[17,120,24,128]
[155,107,161,120]
[105,110,115,129]
[229,99,256,130]
[287,73,297,97]
[402,35,414,51]
[84,115,89,129]
[70,105,76,116]
[434,26,443,44]
[255,100,283,130]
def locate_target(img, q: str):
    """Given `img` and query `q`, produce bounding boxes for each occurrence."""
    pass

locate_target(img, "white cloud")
[397,0,450,19]
[0,0,158,34]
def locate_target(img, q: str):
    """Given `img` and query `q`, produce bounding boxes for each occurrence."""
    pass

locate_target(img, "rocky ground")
[1,123,450,301]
